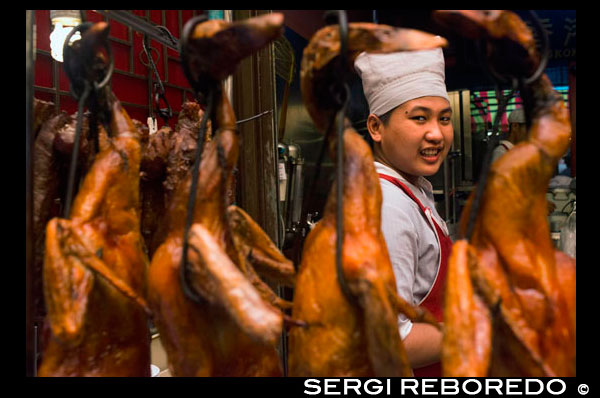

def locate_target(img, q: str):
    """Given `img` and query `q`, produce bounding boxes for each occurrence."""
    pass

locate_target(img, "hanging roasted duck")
[139,102,213,256]
[147,13,297,377]
[33,103,151,347]
[433,10,576,377]
[288,20,446,377]
[139,122,169,256]
[38,22,151,377]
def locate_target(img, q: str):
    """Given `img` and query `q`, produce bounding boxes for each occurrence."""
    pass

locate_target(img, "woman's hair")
[360,107,396,149]
[377,108,394,126]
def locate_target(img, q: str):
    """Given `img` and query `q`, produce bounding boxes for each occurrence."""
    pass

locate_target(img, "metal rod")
[179,88,215,303]
[443,158,450,222]
[451,156,457,224]
[333,10,356,305]
[26,8,35,378]
[63,83,91,219]
[94,10,179,51]
[236,109,272,125]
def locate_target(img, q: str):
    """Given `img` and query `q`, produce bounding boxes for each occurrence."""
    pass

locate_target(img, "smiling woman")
[355,47,453,376]
[369,98,453,185]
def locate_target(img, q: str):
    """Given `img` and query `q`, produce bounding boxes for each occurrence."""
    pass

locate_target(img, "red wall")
[34,10,203,129]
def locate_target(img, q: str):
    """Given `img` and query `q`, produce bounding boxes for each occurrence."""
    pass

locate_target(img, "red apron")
[378,173,452,377]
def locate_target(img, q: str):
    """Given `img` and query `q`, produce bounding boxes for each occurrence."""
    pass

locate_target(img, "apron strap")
[378,172,452,377]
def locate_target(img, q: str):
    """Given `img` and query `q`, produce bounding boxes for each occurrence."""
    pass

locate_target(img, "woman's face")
[369,96,454,184]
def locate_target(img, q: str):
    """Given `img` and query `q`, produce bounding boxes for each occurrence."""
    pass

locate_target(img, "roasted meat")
[147,13,294,377]
[164,102,210,202]
[434,10,576,377]
[32,98,57,139]
[32,109,94,321]
[288,23,445,377]
[139,125,171,255]
[38,94,151,376]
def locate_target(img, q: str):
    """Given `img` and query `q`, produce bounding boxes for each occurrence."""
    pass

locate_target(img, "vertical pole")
[26,9,36,377]
[568,62,576,177]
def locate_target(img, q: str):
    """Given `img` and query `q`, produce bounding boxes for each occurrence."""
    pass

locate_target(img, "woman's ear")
[367,114,383,143]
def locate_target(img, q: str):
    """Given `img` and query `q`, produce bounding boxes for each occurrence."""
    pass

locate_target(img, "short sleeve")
[379,190,420,338]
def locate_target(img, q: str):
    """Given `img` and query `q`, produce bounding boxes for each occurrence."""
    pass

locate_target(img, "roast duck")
[33,101,151,324]
[433,10,576,377]
[147,13,297,377]
[140,101,213,257]
[288,23,445,377]
[38,21,152,377]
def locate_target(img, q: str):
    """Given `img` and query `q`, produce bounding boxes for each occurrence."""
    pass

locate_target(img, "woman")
[355,48,453,376]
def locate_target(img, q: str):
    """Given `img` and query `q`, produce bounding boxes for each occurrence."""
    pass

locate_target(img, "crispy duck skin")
[139,125,171,256]
[142,104,213,256]
[32,109,94,321]
[38,86,151,376]
[289,24,445,377]
[164,102,210,201]
[434,10,575,377]
[148,86,286,377]
[147,13,293,377]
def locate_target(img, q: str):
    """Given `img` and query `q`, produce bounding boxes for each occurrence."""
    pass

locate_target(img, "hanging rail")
[94,10,179,50]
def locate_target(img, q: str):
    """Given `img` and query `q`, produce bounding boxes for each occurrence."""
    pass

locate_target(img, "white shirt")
[375,161,447,339]
[491,140,514,163]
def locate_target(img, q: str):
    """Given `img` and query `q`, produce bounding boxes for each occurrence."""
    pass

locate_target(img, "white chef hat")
[354,48,449,116]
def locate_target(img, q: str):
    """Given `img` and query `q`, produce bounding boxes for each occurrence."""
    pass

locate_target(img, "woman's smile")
[419,146,444,163]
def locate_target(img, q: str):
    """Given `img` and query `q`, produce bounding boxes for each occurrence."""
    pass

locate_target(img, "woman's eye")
[412,116,427,122]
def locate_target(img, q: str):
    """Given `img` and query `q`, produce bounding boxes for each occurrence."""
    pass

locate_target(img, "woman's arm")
[403,322,443,368]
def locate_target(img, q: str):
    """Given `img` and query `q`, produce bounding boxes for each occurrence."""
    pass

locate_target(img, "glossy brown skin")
[435,10,576,377]
[147,14,292,376]
[140,103,210,256]
[33,109,95,322]
[185,13,284,83]
[148,85,292,376]
[164,102,211,202]
[139,126,171,256]
[38,96,151,377]
[290,127,412,377]
[290,26,445,377]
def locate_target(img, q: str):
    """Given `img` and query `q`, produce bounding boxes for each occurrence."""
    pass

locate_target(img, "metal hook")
[63,22,114,95]
[523,10,550,85]
[179,87,216,303]
[179,14,217,102]
[327,10,357,305]
[477,10,550,87]
[464,12,549,241]
[154,90,173,125]
[63,81,92,219]
[62,22,115,218]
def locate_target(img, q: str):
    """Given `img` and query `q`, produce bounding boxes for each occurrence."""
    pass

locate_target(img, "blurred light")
[50,11,82,62]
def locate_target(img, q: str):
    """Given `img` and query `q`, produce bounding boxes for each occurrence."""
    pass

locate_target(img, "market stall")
[26,9,576,379]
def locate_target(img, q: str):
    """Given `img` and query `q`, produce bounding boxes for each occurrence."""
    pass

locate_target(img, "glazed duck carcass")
[38,93,151,376]
[139,102,212,257]
[433,10,576,377]
[144,102,213,255]
[139,124,171,256]
[147,13,296,377]
[288,23,446,377]
[33,103,150,328]
[38,22,151,376]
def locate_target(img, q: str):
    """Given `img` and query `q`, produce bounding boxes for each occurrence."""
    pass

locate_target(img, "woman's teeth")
[420,148,440,156]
